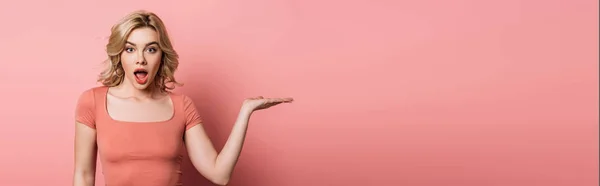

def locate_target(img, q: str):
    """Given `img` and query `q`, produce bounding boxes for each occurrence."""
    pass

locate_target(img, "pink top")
[75,86,202,186]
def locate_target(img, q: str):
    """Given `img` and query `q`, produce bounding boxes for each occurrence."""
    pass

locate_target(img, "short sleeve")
[182,95,203,130]
[75,89,97,129]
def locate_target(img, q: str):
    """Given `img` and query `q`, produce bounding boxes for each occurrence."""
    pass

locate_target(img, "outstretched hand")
[242,96,294,112]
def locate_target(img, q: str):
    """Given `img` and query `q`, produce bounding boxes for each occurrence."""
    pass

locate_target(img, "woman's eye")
[125,47,134,53]
[147,48,157,53]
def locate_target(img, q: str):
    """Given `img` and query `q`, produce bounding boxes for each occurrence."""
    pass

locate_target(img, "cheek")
[119,54,136,72]
[120,53,136,64]
[148,53,162,66]
[146,55,163,76]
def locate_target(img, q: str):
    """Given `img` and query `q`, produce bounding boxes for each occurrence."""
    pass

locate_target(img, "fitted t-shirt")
[75,86,203,186]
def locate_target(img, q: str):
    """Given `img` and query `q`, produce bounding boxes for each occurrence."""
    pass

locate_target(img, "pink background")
[0,0,598,185]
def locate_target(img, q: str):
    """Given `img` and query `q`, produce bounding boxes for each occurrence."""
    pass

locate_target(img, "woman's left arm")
[184,96,293,186]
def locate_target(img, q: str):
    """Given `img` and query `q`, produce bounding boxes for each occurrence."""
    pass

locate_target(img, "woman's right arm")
[73,122,97,186]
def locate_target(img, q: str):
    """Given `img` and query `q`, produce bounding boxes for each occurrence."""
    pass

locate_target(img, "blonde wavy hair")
[98,10,181,93]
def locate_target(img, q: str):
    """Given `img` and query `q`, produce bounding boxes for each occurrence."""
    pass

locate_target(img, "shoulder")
[76,86,107,105]
[168,92,194,104]
[79,86,107,95]
[75,86,107,127]
[171,92,203,126]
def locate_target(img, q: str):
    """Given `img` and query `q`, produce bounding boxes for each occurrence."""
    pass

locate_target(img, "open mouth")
[133,68,149,84]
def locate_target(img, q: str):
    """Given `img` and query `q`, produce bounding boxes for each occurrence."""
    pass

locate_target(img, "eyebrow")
[126,41,159,47]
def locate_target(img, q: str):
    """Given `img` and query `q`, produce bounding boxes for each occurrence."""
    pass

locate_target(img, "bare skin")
[73,121,97,186]
[73,27,293,186]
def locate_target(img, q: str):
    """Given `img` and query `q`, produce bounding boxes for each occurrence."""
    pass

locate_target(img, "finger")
[264,102,282,108]
[272,97,293,103]
[250,96,263,100]
[268,98,287,103]
[259,98,292,104]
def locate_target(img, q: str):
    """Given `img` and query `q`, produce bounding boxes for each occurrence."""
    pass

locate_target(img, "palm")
[243,96,294,111]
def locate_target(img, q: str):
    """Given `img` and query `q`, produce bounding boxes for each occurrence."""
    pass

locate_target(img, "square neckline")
[100,86,177,124]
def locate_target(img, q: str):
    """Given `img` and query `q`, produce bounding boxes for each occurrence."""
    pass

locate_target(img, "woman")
[73,10,293,186]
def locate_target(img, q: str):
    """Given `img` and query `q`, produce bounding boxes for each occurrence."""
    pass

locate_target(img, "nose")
[135,51,147,65]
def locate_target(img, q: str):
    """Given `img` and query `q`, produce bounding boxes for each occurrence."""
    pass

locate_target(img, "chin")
[130,80,152,90]
[134,84,150,90]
